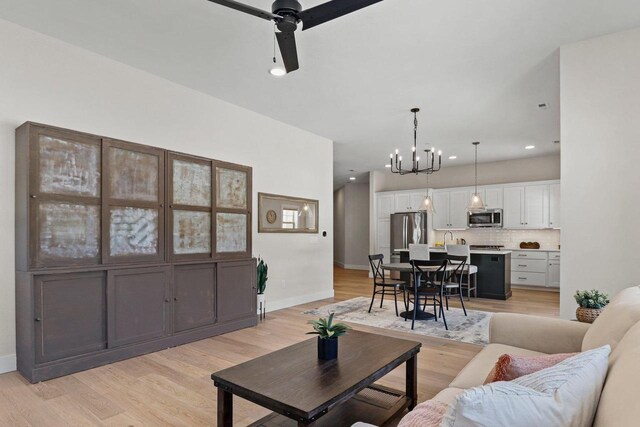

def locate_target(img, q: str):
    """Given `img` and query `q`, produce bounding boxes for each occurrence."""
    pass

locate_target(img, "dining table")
[382,262,456,321]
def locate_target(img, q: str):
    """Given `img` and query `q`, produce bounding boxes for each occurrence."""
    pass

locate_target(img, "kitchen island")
[397,248,512,300]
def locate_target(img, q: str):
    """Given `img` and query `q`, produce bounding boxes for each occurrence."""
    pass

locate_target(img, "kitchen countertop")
[394,248,512,255]
[506,248,560,252]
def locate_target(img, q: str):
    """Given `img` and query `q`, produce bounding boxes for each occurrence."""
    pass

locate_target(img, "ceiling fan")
[207,0,384,73]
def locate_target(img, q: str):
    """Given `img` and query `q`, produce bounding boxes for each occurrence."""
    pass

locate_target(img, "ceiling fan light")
[269,67,286,77]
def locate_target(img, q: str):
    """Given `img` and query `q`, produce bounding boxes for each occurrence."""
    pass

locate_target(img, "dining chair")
[445,244,477,300]
[408,259,448,330]
[443,254,468,316]
[367,254,405,316]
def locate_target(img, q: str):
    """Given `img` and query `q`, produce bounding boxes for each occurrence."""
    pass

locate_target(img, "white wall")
[333,188,346,265]
[374,154,560,192]
[560,27,640,319]
[0,19,334,372]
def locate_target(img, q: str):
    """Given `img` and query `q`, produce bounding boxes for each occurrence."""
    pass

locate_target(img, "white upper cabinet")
[410,192,427,211]
[432,192,450,229]
[377,194,395,219]
[503,186,525,228]
[394,191,428,212]
[449,191,469,228]
[549,183,561,228]
[524,185,549,228]
[484,188,503,209]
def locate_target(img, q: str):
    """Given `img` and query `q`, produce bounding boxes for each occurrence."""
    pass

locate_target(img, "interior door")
[503,187,525,228]
[107,266,170,348]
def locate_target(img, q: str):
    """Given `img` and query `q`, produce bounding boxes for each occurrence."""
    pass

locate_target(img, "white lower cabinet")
[511,250,559,288]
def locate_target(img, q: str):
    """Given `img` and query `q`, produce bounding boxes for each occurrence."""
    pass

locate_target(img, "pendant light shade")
[468,141,486,213]
[422,194,435,214]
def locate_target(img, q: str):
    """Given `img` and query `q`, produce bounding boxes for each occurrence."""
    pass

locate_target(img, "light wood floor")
[0,267,559,426]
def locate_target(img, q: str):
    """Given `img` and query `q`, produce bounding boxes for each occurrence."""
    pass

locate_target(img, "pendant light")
[468,141,486,212]
[421,153,436,213]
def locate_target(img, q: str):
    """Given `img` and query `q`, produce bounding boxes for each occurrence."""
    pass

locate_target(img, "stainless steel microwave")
[468,209,503,228]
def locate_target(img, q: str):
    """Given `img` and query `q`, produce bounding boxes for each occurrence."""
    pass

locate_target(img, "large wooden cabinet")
[15,122,257,383]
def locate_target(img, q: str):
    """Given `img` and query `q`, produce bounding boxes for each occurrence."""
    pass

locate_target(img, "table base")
[400,310,436,321]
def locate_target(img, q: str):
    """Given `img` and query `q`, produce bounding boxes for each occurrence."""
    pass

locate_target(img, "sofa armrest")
[489,313,590,354]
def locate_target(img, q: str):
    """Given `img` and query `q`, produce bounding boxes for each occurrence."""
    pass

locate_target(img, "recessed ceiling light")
[448,155,457,160]
[349,177,356,181]
[525,145,535,150]
[269,67,286,77]
[384,164,391,168]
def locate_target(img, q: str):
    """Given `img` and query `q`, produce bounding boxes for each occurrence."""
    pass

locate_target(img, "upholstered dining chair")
[445,244,477,299]
[367,254,405,316]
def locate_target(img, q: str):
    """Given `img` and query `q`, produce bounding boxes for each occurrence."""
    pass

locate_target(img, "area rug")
[303,297,492,345]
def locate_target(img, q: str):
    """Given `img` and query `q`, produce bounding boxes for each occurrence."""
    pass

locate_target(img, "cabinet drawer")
[512,272,547,286]
[511,250,547,260]
[549,252,561,260]
[512,259,548,273]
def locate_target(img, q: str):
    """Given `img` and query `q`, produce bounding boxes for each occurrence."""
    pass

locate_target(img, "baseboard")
[343,264,369,271]
[0,354,16,374]
[265,289,335,313]
[334,261,345,268]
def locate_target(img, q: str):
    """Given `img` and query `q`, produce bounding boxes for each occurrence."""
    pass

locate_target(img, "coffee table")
[211,330,421,426]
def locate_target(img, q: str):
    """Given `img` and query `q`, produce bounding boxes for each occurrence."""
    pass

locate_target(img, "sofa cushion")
[398,400,448,427]
[593,321,640,426]
[432,387,464,405]
[582,285,640,351]
[449,343,544,389]
[442,346,611,427]
[484,352,576,383]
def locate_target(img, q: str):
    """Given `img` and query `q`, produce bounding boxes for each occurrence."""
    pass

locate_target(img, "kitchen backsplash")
[431,228,561,250]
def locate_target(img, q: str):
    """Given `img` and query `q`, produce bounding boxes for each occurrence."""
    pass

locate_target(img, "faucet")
[443,231,454,244]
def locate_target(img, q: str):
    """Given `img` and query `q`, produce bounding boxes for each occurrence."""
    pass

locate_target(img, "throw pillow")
[442,345,611,427]
[398,400,449,427]
[484,352,576,383]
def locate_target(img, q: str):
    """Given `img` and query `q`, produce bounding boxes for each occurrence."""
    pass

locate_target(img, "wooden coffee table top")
[211,330,421,421]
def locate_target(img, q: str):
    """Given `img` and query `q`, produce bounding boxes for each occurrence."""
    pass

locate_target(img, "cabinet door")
[214,162,252,260]
[524,185,548,228]
[549,183,561,229]
[34,272,106,363]
[103,139,165,264]
[449,191,469,229]
[503,187,524,228]
[217,260,256,323]
[548,261,560,287]
[394,193,411,212]
[107,266,170,348]
[410,192,427,211]
[173,264,216,332]
[484,188,503,209]
[432,192,450,229]
[376,194,395,219]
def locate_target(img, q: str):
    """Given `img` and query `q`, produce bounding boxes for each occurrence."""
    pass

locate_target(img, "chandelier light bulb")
[416,156,420,161]
[395,149,399,154]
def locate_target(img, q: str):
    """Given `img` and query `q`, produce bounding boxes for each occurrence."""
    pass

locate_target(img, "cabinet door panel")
[432,192,450,229]
[107,267,170,348]
[524,185,548,228]
[216,167,247,209]
[484,188,503,209]
[394,193,411,212]
[376,195,395,219]
[35,272,106,363]
[449,191,469,229]
[548,261,560,287]
[217,260,256,323]
[174,264,216,332]
[503,187,524,228]
[410,192,427,211]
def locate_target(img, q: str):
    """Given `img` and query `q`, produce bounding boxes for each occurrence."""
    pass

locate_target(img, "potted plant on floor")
[574,289,609,323]
[257,258,268,320]
[307,312,351,360]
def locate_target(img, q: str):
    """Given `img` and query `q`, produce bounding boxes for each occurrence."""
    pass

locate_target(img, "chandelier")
[389,108,442,175]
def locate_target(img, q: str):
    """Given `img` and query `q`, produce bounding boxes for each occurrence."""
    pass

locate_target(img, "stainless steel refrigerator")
[390,212,428,268]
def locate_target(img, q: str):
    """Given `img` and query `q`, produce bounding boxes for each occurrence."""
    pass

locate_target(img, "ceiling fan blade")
[298,0,383,31]
[206,0,279,21]
[276,31,300,73]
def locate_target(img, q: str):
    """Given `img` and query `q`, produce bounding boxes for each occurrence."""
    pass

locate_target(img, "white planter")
[257,293,266,319]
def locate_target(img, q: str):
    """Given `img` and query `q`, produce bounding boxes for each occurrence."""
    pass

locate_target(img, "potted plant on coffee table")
[307,312,351,360]
[574,289,609,323]
[257,258,268,320]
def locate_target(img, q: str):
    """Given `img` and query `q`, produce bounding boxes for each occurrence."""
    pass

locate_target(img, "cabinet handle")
[518,264,527,267]
[174,297,178,301]
[159,203,164,208]
[30,194,37,199]
[34,317,41,322]
[164,298,170,303]
[169,205,173,209]
[519,254,527,257]
[518,277,527,280]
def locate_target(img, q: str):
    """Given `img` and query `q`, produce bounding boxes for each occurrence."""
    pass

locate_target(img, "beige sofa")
[429,285,640,426]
